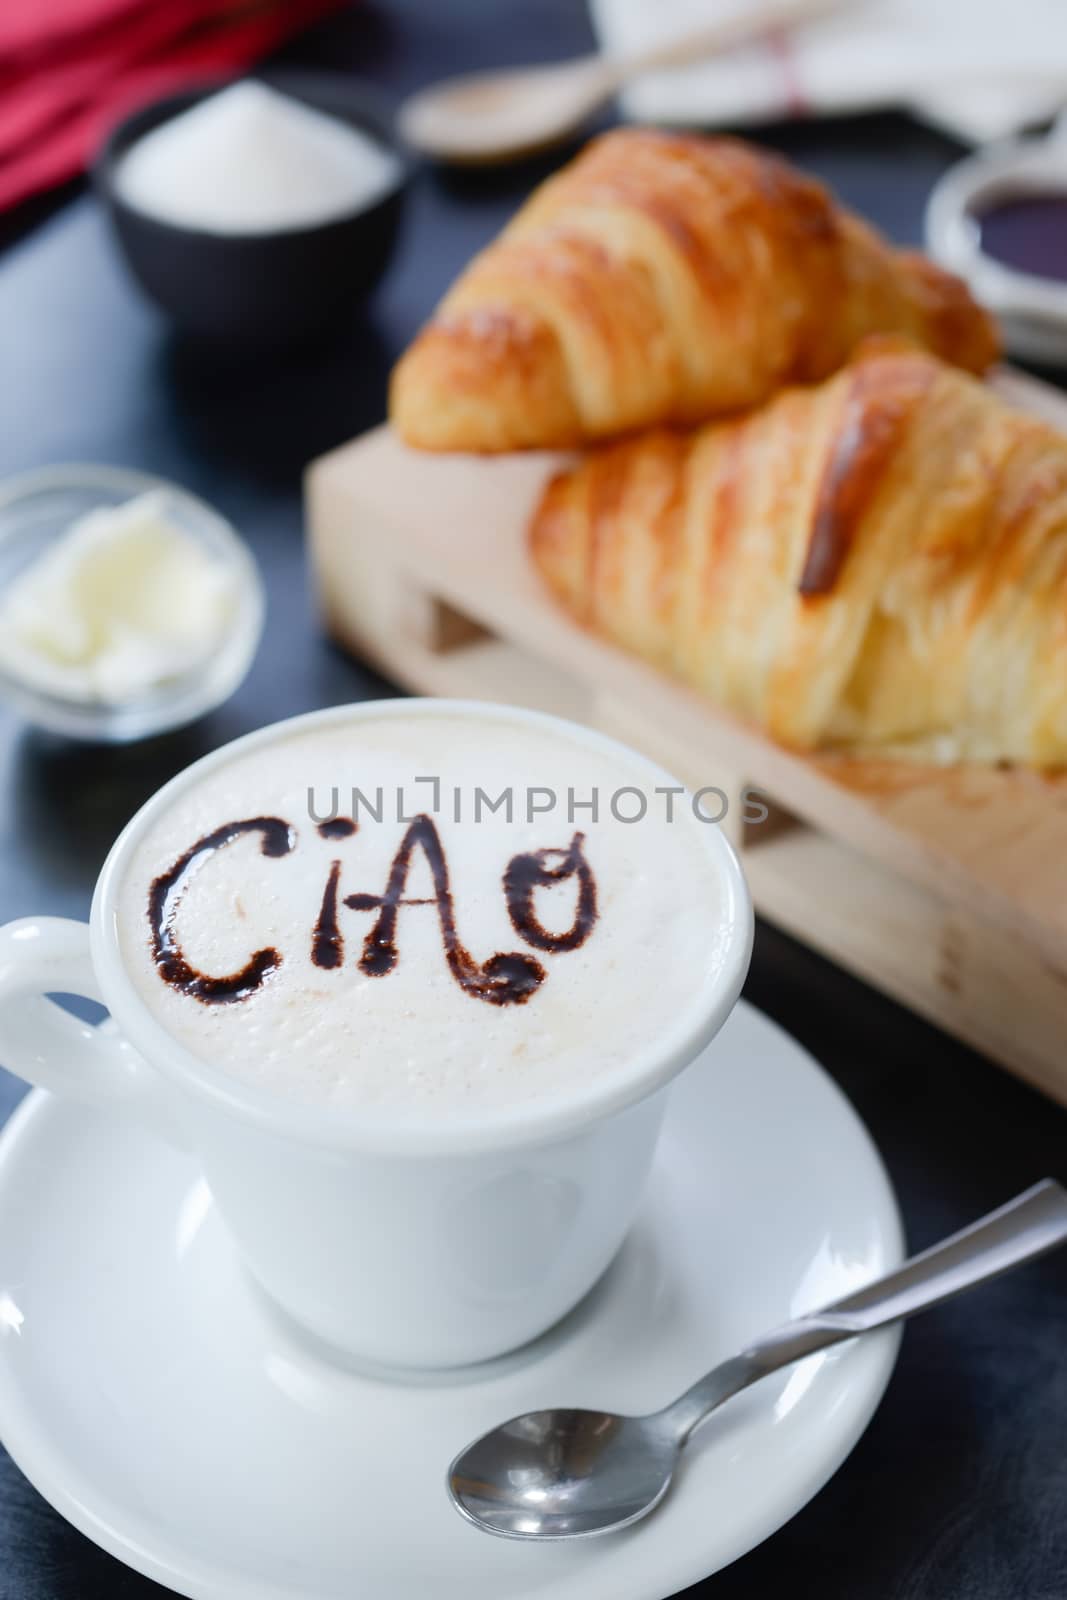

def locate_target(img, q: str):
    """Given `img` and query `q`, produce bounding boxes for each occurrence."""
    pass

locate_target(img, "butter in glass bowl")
[0,466,264,742]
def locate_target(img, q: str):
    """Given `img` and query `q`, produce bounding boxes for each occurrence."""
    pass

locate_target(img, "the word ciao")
[148,813,598,1011]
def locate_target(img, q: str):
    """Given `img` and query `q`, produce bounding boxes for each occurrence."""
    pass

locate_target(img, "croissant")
[390,129,999,453]
[530,340,1067,767]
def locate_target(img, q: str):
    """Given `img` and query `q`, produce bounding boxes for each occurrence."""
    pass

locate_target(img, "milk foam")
[116,711,729,1115]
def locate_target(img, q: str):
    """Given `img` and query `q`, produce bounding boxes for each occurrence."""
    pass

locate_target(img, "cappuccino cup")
[0,700,751,1367]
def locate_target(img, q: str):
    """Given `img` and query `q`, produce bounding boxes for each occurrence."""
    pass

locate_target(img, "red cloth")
[0,0,350,213]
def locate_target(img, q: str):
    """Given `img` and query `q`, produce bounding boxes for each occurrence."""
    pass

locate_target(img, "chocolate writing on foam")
[342,813,546,1006]
[504,834,597,953]
[148,813,597,1008]
[312,859,346,971]
[148,817,296,1003]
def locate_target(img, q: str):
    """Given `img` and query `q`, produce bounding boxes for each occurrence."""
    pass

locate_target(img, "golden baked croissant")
[391,129,999,453]
[530,340,1067,767]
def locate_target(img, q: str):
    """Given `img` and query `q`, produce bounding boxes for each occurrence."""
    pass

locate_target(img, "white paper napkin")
[589,0,1067,145]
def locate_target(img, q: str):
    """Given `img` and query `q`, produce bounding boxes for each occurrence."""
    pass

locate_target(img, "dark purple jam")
[975,190,1067,284]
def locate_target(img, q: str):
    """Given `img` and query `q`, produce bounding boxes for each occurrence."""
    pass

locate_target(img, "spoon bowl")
[399,58,608,165]
[449,1409,678,1539]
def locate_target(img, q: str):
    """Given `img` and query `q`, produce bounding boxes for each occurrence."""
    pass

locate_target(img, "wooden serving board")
[306,368,1067,1107]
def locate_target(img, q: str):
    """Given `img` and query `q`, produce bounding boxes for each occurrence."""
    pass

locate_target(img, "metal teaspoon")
[397,0,845,165]
[449,1179,1067,1540]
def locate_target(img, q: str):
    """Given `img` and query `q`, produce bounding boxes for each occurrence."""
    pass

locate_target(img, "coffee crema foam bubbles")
[116,714,730,1115]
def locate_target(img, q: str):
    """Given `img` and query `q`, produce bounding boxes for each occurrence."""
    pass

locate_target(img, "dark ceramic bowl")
[95,71,411,347]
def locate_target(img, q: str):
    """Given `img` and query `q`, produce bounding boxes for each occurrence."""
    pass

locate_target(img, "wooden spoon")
[398,0,847,165]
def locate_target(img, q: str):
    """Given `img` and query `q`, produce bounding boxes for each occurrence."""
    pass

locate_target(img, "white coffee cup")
[0,701,752,1368]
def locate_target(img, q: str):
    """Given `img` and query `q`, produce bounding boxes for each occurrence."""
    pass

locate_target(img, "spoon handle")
[601,0,846,88]
[662,1180,1067,1443]
[823,1178,1067,1329]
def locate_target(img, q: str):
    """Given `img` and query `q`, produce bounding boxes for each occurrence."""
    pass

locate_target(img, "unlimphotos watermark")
[306,777,769,828]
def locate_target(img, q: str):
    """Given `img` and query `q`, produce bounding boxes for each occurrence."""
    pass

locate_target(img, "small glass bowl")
[0,464,265,742]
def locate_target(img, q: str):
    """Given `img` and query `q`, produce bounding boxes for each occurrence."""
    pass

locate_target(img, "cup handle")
[0,917,187,1148]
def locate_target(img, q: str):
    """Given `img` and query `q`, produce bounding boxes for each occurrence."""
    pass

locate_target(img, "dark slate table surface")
[1,3,1066,1596]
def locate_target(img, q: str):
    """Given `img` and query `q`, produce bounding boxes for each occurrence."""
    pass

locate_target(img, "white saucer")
[0,1001,902,1600]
